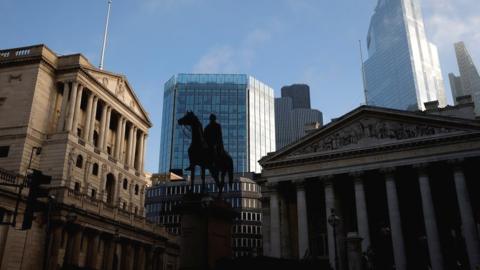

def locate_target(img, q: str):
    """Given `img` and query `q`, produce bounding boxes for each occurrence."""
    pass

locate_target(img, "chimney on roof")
[455,95,473,105]
[424,100,440,111]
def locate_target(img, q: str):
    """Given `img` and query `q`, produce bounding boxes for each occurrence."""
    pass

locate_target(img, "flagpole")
[359,40,368,105]
[99,0,112,70]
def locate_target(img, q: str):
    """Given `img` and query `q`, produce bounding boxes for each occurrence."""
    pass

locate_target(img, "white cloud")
[193,46,237,73]
[192,26,275,73]
[423,0,480,57]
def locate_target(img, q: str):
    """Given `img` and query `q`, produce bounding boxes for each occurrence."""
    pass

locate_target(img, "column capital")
[412,164,430,178]
[447,158,465,170]
[349,171,363,181]
[320,175,334,186]
[292,179,306,188]
[379,167,396,176]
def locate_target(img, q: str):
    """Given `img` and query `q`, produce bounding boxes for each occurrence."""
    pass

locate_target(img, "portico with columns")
[259,106,480,270]
[0,45,176,270]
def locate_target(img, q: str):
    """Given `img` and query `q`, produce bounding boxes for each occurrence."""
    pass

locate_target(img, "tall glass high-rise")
[159,74,276,175]
[364,0,447,111]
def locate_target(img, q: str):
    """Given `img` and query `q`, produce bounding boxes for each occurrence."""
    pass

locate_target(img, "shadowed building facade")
[260,105,480,270]
[0,45,179,270]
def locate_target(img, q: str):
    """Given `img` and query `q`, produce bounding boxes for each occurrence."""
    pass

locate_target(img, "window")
[123,179,128,190]
[0,97,6,106]
[0,146,9,158]
[134,184,139,195]
[91,163,99,176]
[74,182,81,193]
[75,155,83,168]
[77,128,82,137]
[91,189,96,198]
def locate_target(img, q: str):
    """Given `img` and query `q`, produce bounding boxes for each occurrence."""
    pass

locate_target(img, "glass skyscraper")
[364,0,447,111]
[159,74,275,175]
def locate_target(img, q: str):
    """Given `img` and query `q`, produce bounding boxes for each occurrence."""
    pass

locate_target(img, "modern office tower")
[145,173,263,257]
[448,42,480,113]
[281,84,311,109]
[275,84,323,149]
[364,0,447,111]
[159,74,276,175]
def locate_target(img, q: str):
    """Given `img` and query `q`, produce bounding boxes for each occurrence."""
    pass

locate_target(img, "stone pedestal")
[179,193,236,270]
[346,232,363,270]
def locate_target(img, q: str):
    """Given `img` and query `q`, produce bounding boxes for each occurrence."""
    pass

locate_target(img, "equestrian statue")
[178,111,234,197]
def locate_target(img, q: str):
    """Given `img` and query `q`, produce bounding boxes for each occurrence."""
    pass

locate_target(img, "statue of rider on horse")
[178,111,234,197]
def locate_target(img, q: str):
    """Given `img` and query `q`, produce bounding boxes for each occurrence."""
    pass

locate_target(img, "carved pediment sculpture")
[292,117,459,155]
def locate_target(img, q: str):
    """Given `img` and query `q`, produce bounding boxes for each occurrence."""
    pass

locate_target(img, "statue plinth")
[179,193,237,270]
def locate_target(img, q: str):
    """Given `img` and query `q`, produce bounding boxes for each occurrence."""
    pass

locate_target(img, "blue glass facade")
[364,0,447,111]
[159,74,275,175]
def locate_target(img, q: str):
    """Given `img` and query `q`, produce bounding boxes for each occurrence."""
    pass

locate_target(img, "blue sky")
[1,0,479,172]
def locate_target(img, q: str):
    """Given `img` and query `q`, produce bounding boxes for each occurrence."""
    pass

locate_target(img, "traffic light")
[21,169,51,230]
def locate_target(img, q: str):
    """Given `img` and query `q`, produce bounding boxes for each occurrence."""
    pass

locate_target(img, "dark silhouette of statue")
[178,111,233,197]
[204,114,224,166]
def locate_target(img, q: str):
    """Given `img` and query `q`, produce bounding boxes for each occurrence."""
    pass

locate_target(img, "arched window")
[92,163,99,176]
[123,179,128,190]
[134,184,139,195]
[76,155,83,168]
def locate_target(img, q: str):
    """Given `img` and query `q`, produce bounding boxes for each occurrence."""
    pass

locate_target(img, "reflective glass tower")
[159,74,275,175]
[364,0,447,111]
[449,42,480,114]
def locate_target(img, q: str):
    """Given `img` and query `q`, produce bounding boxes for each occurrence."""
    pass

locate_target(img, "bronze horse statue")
[178,111,234,197]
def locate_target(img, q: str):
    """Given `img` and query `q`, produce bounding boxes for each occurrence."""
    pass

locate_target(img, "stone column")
[71,228,84,266]
[269,186,281,257]
[115,116,123,160]
[65,82,79,132]
[87,232,100,269]
[453,165,480,270]
[417,166,444,270]
[136,131,145,172]
[103,107,112,153]
[384,170,406,270]
[0,213,10,266]
[127,124,134,167]
[71,85,84,135]
[48,225,63,270]
[83,92,94,140]
[352,174,370,252]
[99,104,108,150]
[140,134,147,173]
[104,238,115,270]
[295,180,309,259]
[324,179,336,269]
[116,173,123,207]
[137,245,146,270]
[88,96,98,144]
[130,127,138,168]
[57,82,71,132]
[119,119,126,162]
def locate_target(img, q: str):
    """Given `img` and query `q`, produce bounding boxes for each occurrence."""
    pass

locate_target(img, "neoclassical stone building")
[0,45,179,269]
[260,105,480,270]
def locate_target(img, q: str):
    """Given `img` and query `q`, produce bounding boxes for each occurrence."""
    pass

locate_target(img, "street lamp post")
[328,208,340,270]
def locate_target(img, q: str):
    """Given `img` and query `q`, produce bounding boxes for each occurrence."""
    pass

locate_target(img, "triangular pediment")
[261,106,480,164]
[83,68,152,126]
